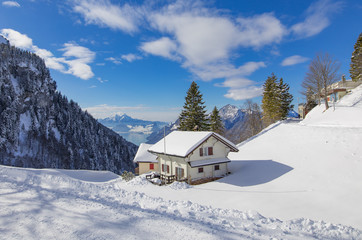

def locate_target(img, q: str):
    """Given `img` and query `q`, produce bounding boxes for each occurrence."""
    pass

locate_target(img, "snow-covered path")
[1,165,360,239]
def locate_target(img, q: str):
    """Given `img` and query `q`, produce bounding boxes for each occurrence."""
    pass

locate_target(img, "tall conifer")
[350,33,362,82]
[209,106,224,135]
[278,78,294,119]
[262,74,293,125]
[179,81,209,131]
[261,73,280,125]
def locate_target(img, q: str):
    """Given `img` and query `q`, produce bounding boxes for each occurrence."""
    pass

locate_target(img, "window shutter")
[162,164,164,172]
[181,168,184,177]
[150,163,154,170]
[199,148,203,156]
[208,147,213,155]
[167,165,170,173]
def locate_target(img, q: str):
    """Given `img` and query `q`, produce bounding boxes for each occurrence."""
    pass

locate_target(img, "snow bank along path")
[1,165,360,239]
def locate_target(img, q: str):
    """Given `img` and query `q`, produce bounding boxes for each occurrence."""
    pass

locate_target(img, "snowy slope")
[1,165,360,239]
[119,85,362,231]
[2,83,362,239]
[301,84,362,127]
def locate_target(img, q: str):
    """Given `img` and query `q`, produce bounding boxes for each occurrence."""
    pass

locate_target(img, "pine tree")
[179,81,209,131]
[350,33,362,82]
[262,74,293,125]
[261,73,280,125]
[278,78,294,119]
[209,106,224,135]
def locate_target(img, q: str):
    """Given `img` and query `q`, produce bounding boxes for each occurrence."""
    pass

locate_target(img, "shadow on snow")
[219,160,293,187]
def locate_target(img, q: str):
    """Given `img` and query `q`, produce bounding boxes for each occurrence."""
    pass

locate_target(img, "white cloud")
[236,13,287,48]
[97,77,108,83]
[1,29,95,80]
[0,29,32,48]
[2,1,20,7]
[105,57,122,65]
[61,43,95,62]
[147,4,286,67]
[83,104,179,122]
[89,85,97,88]
[216,78,254,88]
[190,61,266,82]
[281,55,309,66]
[121,53,142,62]
[224,86,263,101]
[291,0,341,38]
[60,43,95,79]
[141,2,282,101]
[140,37,178,60]
[71,0,142,33]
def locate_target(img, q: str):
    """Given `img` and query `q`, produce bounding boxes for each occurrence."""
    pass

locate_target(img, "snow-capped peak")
[102,113,129,122]
[219,104,240,120]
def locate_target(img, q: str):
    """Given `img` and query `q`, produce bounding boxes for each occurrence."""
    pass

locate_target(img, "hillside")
[0,40,137,173]
[1,84,362,239]
[121,84,362,230]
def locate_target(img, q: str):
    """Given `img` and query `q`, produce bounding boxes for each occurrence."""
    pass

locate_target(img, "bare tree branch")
[302,53,340,110]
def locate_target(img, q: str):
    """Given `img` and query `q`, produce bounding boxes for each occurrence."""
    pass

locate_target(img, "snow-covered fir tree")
[209,106,224,135]
[278,78,294,119]
[350,32,362,82]
[179,81,209,131]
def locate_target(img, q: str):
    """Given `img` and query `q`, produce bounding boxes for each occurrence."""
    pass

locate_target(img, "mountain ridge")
[0,40,137,173]
[98,113,168,145]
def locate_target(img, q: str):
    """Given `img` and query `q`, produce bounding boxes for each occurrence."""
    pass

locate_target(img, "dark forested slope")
[0,40,137,173]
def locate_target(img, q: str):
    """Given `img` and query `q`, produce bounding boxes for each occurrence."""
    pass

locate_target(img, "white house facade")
[148,131,238,184]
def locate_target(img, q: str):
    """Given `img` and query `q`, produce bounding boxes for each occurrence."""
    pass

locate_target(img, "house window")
[150,163,154,170]
[176,167,184,180]
[214,165,220,171]
[162,164,169,173]
[208,147,213,155]
[162,164,167,173]
[199,147,213,156]
[198,167,203,173]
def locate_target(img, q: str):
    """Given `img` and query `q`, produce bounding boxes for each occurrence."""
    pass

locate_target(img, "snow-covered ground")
[1,84,362,239]
[0,165,360,239]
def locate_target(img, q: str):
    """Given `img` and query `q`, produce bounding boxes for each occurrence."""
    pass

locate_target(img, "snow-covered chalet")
[133,143,158,175]
[148,131,238,184]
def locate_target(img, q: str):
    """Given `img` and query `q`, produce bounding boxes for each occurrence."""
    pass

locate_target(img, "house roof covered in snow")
[133,143,158,163]
[148,131,238,158]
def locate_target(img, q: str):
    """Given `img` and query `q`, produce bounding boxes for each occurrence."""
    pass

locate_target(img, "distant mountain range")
[146,104,249,144]
[98,114,169,145]
[145,104,300,145]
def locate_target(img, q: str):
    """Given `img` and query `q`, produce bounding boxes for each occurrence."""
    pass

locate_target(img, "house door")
[175,167,184,180]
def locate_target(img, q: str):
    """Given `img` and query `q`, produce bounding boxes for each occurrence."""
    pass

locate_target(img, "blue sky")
[0,0,361,122]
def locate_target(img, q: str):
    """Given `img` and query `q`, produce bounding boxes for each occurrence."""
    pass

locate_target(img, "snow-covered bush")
[121,171,135,182]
